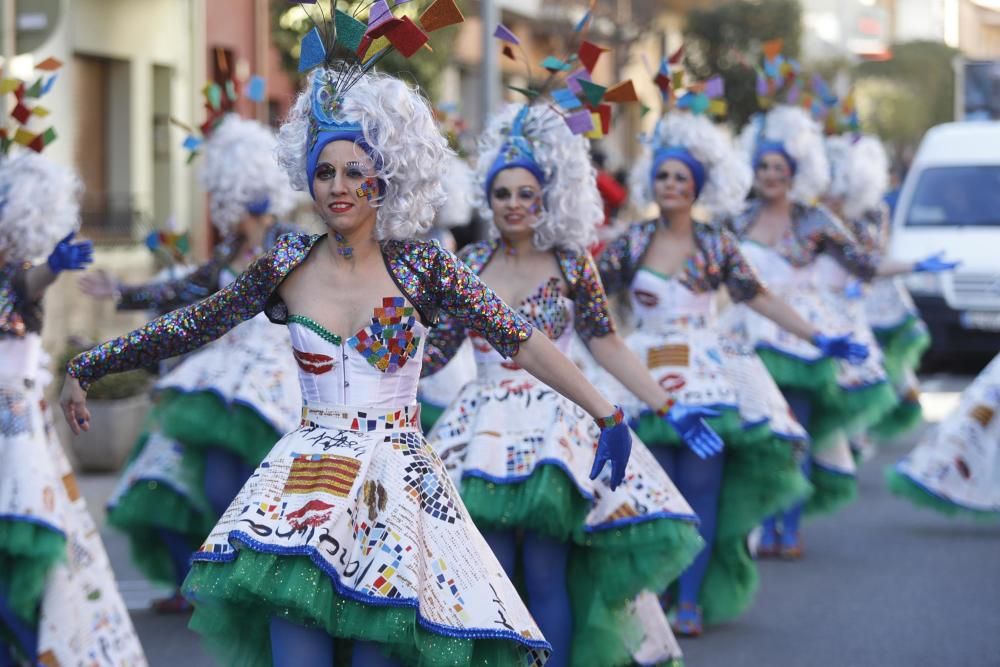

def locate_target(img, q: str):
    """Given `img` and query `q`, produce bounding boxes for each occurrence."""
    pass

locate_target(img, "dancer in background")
[426,101,716,665]
[598,95,864,633]
[60,5,642,655]
[887,352,1000,520]
[0,141,146,664]
[78,114,301,611]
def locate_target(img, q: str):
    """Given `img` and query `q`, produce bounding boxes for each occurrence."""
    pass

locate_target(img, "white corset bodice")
[287,302,425,408]
[739,241,818,292]
[629,268,716,332]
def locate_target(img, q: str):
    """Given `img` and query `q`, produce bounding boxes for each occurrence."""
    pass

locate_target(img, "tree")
[270,1,459,100]
[854,40,958,158]
[683,0,803,128]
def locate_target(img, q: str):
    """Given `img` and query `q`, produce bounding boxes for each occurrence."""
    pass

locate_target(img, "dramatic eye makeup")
[492,186,539,202]
[345,161,369,179]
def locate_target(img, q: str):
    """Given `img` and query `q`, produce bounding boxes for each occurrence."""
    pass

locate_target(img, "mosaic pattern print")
[894,353,1000,513]
[155,311,303,435]
[349,297,422,373]
[0,349,147,665]
[190,408,549,654]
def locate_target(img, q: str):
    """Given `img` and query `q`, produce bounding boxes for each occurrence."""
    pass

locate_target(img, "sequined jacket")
[0,262,41,339]
[117,222,298,313]
[724,201,880,281]
[68,233,534,390]
[597,219,766,303]
[422,239,615,376]
[844,204,890,256]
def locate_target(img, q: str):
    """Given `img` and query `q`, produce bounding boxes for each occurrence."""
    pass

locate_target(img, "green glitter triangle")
[335,9,367,54]
[579,80,607,107]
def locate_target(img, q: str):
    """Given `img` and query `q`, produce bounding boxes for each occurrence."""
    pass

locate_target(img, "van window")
[904,165,1000,226]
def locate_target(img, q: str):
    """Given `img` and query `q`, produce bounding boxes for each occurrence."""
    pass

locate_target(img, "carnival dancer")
[887,352,1000,520]
[424,102,716,666]
[78,114,301,611]
[0,147,147,665]
[821,131,928,445]
[726,96,957,557]
[597,98,874,634]
[59,9,641,660]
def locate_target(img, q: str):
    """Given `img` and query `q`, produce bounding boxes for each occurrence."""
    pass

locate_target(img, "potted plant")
[56,340,153,472]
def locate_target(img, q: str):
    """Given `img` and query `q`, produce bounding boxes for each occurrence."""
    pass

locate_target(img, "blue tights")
[762,391,813,546]
[0,591,36,665]
[485,530,572,667]
[156,527,193,587]
[653,446,726,608]
[269,617,400,666]
[203,447,255,517]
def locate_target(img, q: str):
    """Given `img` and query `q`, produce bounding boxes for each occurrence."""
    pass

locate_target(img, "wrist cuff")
[595,405,625,430]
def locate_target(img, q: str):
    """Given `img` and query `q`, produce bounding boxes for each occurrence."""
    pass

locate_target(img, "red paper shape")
[35,57,62,71]
[419,0,465,33]
[10,103,31,124]
[578,40,608,73]
[366,16,403,40]
[385,16,429,58]
[603,80,639,103]
[655,72,672,94]
[762,39,784,61]
[502,45,516,61]
[591,103,612,134]
[669,45,685,65]
[28,134,45,152]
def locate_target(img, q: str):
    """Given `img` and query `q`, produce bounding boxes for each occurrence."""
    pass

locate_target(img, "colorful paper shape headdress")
[290,0,464,195]
[754,39,803,110]
[0,57,62,155]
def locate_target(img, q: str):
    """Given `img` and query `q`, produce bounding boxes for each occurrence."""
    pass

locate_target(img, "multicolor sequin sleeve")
[0,262,41,338]
[595,229,636,297]
[116,262,220,312]
[557,249,615,341]
[717,228,767,303]
[805,205,880,281]
[67,234,310,390]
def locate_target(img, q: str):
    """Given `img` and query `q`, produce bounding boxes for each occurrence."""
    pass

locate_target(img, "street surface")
[76,372,999,666]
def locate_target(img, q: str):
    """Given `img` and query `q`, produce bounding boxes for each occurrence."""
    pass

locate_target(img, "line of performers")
[2,17,996,667]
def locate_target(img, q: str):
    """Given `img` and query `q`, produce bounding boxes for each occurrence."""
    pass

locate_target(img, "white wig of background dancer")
[471,103,602,254]
[276,69,449,240]
[0,151,82,263]
[199,114,296,236]
[738,105,830,204]
[825,134,889,221]
[436,155,474,230]
[630,110,753,220]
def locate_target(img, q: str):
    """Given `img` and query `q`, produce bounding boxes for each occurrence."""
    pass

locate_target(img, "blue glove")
[46,233,94,274]
[590,407,632,490]
[812,333,869,365]
[844,280,863,300]
[663,403,724,459]
[913,251,960,273]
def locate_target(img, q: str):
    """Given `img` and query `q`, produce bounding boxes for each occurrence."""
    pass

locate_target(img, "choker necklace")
[333,231,354,259]
[500,237,518,257]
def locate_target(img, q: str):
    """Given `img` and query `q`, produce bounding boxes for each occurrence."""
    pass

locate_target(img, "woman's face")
[311,140,380,235]
[653,159,697,215]
[754,152,793,202]
[489,167,542,243]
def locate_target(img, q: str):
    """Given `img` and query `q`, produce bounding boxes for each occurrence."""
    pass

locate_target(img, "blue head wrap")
[753,140,798,175]
[485,106,546,199]
[651,147,707,198]
[305,74,382,199]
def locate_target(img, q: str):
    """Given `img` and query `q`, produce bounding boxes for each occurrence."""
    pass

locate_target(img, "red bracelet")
[594,406,625,430]
[655,398,677,418]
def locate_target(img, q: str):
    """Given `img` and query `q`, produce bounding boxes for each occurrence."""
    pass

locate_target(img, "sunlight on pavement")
[920,391,962,423]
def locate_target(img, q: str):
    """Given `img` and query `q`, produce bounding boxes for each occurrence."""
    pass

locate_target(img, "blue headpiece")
[753,140,798,176]
[246,196,271,216]
[651,146,707,198]
[304,72,383,199]
[485,106,546,198]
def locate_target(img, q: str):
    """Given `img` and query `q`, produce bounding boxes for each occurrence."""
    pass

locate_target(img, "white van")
[891,121,1000,358]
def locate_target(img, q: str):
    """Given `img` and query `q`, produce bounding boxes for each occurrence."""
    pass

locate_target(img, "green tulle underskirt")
[183,549,550,667]
[870,399,923,442]
[874,317,931,383]
[636,409,812,625]
[885,468,1000,522]
[805,465,857,517]
[156,389,280,467]
[0,519,66,624]
[462,462,704,666]
[756,348,899,448]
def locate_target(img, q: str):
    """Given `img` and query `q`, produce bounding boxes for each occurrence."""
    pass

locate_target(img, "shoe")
[780,533,804,560]
[671,602,703,637]
[151,591,193,614]
[757,528,781,559]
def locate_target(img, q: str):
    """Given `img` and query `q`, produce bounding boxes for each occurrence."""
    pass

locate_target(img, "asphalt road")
[78,372,999,667]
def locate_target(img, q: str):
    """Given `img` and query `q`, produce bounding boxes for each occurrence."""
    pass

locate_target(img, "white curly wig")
[739,105,830,204]
[0,151,81,263]
[199,114,295,235]
[435,154,473,229]
[471,103,601,253]
[276,69,449,240]
[630,111,752,220]
[825,134,889,221]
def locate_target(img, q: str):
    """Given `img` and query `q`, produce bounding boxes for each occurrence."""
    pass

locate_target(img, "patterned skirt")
[428,365,703,666]
[182,401,550,667]
[0,368,146,664]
